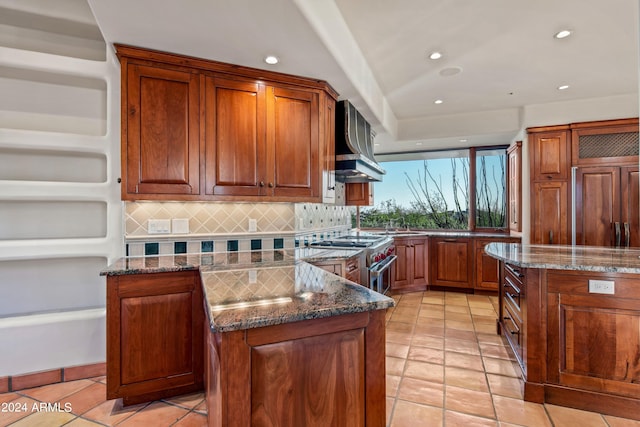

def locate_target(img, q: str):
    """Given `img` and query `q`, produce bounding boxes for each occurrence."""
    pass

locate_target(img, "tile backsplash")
[124,201,355,256]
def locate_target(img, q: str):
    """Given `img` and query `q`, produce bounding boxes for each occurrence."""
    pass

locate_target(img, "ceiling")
[86,0,639,154]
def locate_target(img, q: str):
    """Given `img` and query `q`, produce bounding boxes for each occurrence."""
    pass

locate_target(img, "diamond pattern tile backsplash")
[124,201,354,255]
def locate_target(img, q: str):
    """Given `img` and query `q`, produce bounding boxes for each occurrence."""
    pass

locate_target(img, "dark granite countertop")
[361,229,520,239]
[200,259,393,332]
[485,243,640,274]
[100,248,393,333]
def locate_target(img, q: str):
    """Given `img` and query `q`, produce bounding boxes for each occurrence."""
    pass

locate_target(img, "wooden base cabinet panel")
[206,311,386,427]
[391,237,427,293]
[429,237,472,288]
[107,271,204,405]
[547,272,640,400]
[500,265,640,421]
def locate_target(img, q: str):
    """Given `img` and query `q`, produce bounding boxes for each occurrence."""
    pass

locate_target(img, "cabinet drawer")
[503,275,522,312]
[345,258,360,284]
[502,300,522,338]
[504,263,525,287]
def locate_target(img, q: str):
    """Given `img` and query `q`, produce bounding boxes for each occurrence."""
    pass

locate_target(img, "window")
[358,147,507,230]
[474,148,506,229]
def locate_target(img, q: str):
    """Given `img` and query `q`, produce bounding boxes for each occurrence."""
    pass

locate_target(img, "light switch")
[148,219,171,234]
[172,218,189,234]
[248,218,257,232]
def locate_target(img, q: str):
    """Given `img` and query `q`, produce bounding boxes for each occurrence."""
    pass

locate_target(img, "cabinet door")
[507,142,522,232]
[391,237,427,292]
[345,183,374,206]
[124,64,200,197]
[430,238,472,288]
[107,271,204,404]
[392,239,411,289]
[205,76,266,196]
[268,86,320,199]
[546,273,640,399]
[531,181,569,244]
[411,238,428,287]
[531,130,570,180]
[621,166,639,248]
[475,240,499,291]
[574,167,620,246]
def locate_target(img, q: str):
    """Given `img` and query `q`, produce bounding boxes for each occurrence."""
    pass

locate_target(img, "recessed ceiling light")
[264,55,279,65]
[416,142,423,146]
[554,29,572,39]
[558,85,570,90]
[429,51,442,60]
[434,99,443,104]
[459,139,468,143]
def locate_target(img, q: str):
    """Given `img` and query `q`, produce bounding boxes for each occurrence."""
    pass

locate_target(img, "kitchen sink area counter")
[487,242,640,421]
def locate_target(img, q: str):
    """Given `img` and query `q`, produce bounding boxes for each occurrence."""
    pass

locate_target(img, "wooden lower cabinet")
[391,236,427,292]
[311,254,362,285]
[475,238,519,291]
[205,310,387,426]
[106,271,204,405]
[429,237,473,288]
[498,264,640,420]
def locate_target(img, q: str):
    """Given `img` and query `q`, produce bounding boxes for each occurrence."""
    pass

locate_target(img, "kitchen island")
[101,249,394,426]
[486,243,640,421]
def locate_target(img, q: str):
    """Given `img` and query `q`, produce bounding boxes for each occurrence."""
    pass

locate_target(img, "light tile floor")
[1,290,639,426]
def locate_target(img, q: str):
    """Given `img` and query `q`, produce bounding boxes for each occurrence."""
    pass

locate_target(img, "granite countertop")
[361,229,520,239]
[100,248,393,333]
[200,259,393,332]
[100,248,362,276]
[485,242,640,274]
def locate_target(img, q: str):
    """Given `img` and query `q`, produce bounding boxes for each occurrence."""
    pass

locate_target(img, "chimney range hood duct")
[335,100,385,182]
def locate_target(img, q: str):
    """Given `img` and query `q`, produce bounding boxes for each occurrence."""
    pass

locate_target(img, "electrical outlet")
[588,279,615,295]
[248,270,257,284]
[172,218,189,234]
[248,218,257,232]
[148,219,171,234]
[299,218,304,229]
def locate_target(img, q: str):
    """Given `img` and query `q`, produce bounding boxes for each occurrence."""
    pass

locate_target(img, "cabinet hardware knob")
[329,186,335,190]
[268,182,274,188]
[259,181,265,187]
[117,178,121,183]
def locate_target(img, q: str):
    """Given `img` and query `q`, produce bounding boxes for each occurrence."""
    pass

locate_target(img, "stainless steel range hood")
[335,100,386,182]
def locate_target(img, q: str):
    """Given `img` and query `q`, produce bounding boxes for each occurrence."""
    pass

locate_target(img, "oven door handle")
[369,255,397,277]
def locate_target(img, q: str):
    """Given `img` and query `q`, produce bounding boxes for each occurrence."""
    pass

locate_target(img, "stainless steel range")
[310,234,397,294]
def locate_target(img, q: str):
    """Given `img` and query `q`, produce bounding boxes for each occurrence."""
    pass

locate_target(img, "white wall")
[0,0,122,376]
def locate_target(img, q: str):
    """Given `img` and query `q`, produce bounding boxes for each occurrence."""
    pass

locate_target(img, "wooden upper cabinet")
[122,63,201,199]
[530,129,570,181]
[116,44,337,202]
[205,76,266,197]
[507,142,522,232]
[345,183,374,206]
[571,118,639,167]
[269,86,320,199]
